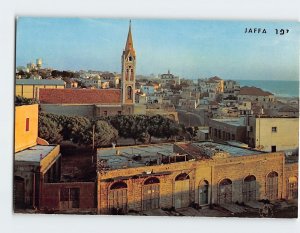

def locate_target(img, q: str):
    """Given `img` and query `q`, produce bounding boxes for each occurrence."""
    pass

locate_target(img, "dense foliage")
[100,114,182,144]
[15,96,39,106]
[38,113,118,147]
[39,112,185,147]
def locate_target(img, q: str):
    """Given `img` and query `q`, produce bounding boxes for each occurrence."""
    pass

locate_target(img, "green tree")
[38,114,63,144]
[130,115,148,144]
[87,120,119,148]
[15,96,39,106]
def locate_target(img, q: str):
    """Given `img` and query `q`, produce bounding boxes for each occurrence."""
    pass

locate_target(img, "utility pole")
[92,124,95,164]
[92,124,95,149]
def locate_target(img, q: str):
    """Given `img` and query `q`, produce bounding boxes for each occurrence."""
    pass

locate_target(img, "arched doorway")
[288,177,298,199]
[199,180,209,205]
[243,175,257,202]
[108,181,127,214]
[142,177,160,211]
[14,176,25,209]
[218,178,232,204]
[266,171,278,200]
[174,173,190,209]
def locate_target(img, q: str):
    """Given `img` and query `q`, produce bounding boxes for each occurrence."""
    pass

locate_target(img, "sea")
[236,80,299,98]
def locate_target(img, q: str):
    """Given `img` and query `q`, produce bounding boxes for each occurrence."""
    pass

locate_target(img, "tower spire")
[125,20,134,54]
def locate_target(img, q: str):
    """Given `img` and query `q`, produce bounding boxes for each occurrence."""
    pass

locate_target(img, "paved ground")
[132,200,298,218]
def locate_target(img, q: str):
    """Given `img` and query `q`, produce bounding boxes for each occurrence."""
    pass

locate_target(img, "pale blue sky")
[16,18,300,80]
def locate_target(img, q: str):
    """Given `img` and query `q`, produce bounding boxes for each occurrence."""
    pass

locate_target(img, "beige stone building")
[96,142,298,214]
[209,118,247,143]
[237,86,275,108]
[247,116,299,153]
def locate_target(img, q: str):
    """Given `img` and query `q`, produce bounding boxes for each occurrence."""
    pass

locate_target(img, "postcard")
[14,18,299,218]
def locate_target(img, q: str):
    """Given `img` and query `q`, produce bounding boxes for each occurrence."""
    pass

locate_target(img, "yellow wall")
[252,117,299,152]
[22,85,34,98]
[15,104,38,152]
[40,145,60,174]
[16,84,65,99]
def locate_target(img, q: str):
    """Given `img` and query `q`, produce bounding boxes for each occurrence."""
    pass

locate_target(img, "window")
[272,127,277,133]
[127,86,132,100]
[271,145,276,152]
[25,118,30,131]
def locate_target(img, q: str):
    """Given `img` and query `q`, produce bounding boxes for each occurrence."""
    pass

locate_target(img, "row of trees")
[38,113,196,147]
[38,113,118,147]
[99,114,183,144]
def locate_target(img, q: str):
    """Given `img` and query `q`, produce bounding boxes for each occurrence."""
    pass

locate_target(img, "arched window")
[288,177,298,199]
[199,180,209,205]
[174,173,190,208]
[143,177,160,211]
[110,181,127,190]
[127,86,132,100]
[218,178,232,204]
[144,177,160,185]
[175,173,190,181]
[130,69,134,81]
[108,181,127,214]
[125,69,129,81]
[243,175,256,202]
[266,171,278,200]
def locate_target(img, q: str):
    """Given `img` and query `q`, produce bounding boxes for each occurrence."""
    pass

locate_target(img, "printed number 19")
[275,29,289,35]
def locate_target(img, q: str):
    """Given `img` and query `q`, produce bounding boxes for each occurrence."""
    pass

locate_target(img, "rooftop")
[192,142,263,157]
[97,141,264,171]
[211,118,246,127]
[39,88,121,105]
[15,145,57,163]
[16,79,66,86]
[97,143,174,170]
[239,86,273,96]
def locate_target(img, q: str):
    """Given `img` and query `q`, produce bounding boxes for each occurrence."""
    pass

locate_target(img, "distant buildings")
[209,118,247,142]
[238,86,275,108]
[160,70,180,87]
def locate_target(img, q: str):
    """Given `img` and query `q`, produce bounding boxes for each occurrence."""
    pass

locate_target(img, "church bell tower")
[121,20,136,113]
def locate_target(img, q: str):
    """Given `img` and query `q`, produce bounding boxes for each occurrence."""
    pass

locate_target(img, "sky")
[16,17,300,81]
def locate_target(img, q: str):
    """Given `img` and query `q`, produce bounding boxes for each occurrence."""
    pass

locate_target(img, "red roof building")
[38,88,121,105]
[239,86,273,96]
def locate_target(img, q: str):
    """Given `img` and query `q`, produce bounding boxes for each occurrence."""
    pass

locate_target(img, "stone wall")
[97,151,297,214]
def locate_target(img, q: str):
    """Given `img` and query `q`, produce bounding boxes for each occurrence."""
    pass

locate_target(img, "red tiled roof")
[39,88,121,104]
[239,86,273,96]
